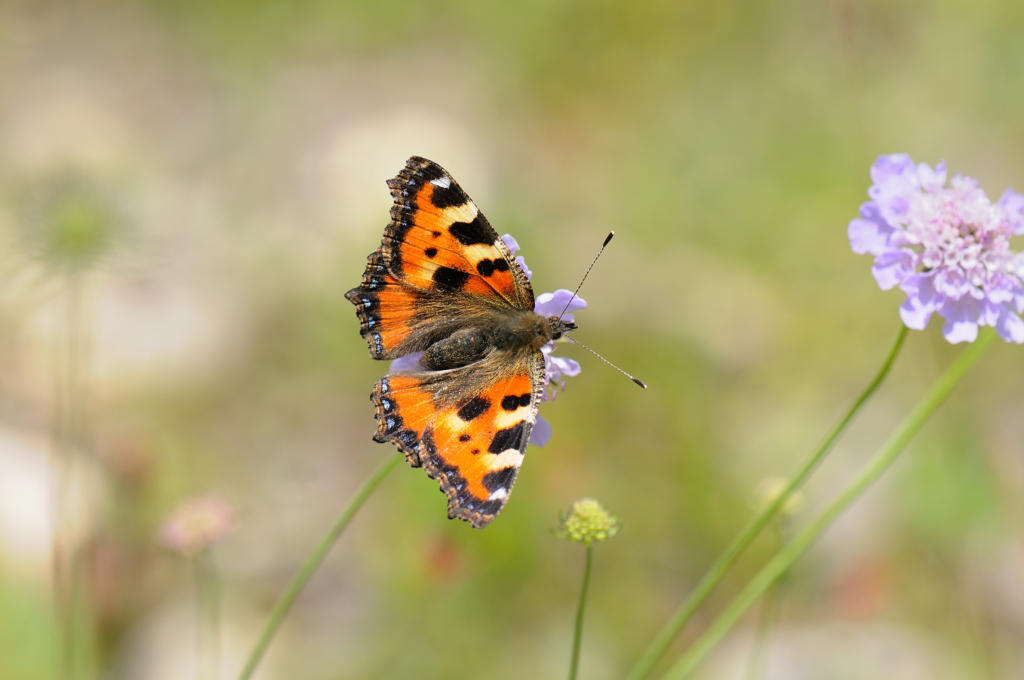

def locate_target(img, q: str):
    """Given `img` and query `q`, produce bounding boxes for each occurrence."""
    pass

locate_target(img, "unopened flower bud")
[556,498,620,546]
[753,477,804,516]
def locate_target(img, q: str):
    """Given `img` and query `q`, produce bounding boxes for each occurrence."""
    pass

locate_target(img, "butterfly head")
[548,317,577,340]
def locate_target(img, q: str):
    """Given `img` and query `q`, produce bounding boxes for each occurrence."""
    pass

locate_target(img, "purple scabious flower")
[534,289,584,396]
[390,235,583,447]
[849,153,1024,343]
[528,288,585,447]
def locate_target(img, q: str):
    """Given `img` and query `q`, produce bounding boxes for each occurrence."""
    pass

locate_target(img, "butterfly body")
[419,312,575,371]
[347,156,574,528]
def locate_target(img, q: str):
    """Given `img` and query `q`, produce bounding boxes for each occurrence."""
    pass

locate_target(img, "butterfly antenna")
[558,231,615,321]
[564,335,647,389]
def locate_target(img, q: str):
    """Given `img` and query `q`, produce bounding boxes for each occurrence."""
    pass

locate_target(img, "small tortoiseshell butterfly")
[346,156,576,529]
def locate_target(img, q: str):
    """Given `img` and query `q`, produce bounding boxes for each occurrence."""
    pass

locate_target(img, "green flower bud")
[753,476,804,517]
[19,173,122,273]
[556,498,620,547]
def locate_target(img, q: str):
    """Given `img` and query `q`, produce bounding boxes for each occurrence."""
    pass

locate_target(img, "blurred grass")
[1,0,1024,678]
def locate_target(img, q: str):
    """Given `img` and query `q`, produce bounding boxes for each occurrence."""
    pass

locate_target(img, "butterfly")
[346,156,576,528]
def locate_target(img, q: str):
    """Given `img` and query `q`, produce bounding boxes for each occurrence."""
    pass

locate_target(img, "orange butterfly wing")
[346,248,417,358]
[372,351,546,529]
[348,157,548,528]
[346,157,533,359]
[382,156,531,308]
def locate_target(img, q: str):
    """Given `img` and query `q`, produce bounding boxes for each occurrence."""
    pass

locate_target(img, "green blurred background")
[2,1,1024,678]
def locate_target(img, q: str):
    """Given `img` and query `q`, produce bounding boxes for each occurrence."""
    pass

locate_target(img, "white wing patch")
[430,175,452,189]
[489,449,525,469]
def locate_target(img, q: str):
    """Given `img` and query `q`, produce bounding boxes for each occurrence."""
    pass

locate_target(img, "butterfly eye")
[547,317,577,340]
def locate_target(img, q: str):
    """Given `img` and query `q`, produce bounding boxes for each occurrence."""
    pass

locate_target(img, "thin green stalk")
[236,451,403,680]
[570,545,594,680]
[663,328,996,680]
[196,552,220,680]
[68,545,86,680]
[626,326,908,680]
[744,577,782,680]
[744,526,784,680]
[56,276,90,680]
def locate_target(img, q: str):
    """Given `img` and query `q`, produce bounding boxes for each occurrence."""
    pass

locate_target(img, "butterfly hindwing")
[371,351,546,529]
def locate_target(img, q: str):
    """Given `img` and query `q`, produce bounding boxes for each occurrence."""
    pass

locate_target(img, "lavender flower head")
[849,153,1024,343]
[534,288,584,401]
[389,234,583,447]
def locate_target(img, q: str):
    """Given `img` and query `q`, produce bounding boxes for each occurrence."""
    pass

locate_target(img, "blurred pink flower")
[158,494,235,557]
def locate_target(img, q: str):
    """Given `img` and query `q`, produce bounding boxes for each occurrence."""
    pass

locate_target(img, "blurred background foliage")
[1,0,1024,678]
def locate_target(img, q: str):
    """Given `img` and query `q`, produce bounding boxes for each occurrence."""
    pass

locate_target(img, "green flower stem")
[626,325,908,680]
[236,451,403,680]
[195,552,221,680]
[663,327,996,680]
[570,545,594,680]
[744,575,782,680]
[55,275,93,680]
[744,525,784,680]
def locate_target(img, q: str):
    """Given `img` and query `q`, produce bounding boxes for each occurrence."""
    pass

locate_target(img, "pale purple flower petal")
[933,268,971,299]
[917,161,947,193]
[529,414,553,447]
[501,234,532,279]
[939,297,979,344]
[868,153,919,222]
[870,153,916,185]
[977,299,1002,327]
[996,308,1024,343]
[899,274,939,329]
[540,334,582,401]
[390,351,425,372]
[550,355,581,379]
[851,154,1024,344]
[848,203,896,256]
[539,347,582,401]
[516,256,532,280]
[998,189,1024,235]
[535,289,586,322]
[871,249,915,290]
[984,272,1021,304]
[501,234,521,254]
[1012,252,1024,280]
[900,296,936,330]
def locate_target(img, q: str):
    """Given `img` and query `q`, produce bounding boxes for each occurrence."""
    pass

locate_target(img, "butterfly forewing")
[347,248,420,359]
[382,157,533,309]
[346,158,533,360]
